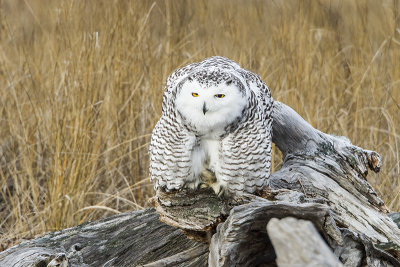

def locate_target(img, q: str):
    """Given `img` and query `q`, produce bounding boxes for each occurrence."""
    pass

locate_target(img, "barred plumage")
[149,56,273,196]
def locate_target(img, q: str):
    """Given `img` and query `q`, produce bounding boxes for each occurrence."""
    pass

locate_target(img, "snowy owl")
[149,56,273,197]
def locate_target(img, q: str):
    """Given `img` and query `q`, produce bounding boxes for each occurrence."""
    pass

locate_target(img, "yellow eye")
[215,94,225,98]
[192,92,199,97]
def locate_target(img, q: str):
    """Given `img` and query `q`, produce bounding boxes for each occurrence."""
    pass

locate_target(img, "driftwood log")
[1,101,400,267]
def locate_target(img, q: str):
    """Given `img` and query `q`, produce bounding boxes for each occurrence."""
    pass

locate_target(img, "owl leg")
[201,177,243,203]
[199,168,216,187]
[202,181,224,196]
[185,180,201,190]
[201,179,224,196]
[199,168,224,195]
[212,176,246,203]
[184,174,202,191]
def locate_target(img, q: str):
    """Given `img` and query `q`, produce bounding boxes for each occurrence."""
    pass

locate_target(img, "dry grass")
[0,0,399,250]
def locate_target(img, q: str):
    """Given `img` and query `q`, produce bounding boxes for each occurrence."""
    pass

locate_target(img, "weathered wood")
[270,101,386,211]
[267,217,343,267]
[268,102,400,253]
[1,101,399,266]
[143,245,209,267]
[0,209,208,266]
[389,213,400,229]
[208,197,339,266]
[149,187,233,242]
[208,192,400,267]
[154,101,400,266]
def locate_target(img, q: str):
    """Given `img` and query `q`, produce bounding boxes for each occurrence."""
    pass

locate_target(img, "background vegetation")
[0,0,399,250]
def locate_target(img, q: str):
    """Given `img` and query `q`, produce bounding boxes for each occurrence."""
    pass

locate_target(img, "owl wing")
[149,114,196,192]
[149,63,199,192]
[219,72,273,195]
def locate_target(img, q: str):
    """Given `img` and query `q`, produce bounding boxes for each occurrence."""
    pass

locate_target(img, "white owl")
[149,56,273,197]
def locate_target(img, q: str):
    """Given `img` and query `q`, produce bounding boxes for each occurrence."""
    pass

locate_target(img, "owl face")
[176,78,247,134]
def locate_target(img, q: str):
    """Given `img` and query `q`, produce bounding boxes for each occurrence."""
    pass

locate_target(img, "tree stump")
[1,101,399,267]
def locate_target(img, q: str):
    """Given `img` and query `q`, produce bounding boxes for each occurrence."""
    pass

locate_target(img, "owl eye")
[192,92,199,97]
[215,94,225,98]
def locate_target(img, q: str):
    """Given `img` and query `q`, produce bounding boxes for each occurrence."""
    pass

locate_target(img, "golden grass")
[0,0,399,250]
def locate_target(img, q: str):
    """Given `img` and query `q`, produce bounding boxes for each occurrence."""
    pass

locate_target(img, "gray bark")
[1,101,400,267]
[267,217,343,267]
[0,209,208,267]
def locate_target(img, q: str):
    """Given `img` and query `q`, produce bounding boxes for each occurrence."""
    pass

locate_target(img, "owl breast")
[189,137,221,191]
[190,135,219,177]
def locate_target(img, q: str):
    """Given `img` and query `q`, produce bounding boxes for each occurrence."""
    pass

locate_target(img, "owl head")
[175,71,247,134]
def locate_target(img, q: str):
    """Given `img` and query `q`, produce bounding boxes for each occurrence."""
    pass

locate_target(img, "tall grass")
[0,0,399,250]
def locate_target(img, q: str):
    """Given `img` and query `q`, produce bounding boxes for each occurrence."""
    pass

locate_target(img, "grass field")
[0,0,399,250]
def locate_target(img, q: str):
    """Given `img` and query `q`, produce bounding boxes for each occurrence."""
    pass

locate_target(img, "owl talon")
[157,181,185,193]
[184,180,201,191]
[199,182,209,189]
[167,187,181,193]
[209,182,224,197]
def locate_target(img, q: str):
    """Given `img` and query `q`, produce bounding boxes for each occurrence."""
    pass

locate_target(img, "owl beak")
[202,102,208,115]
